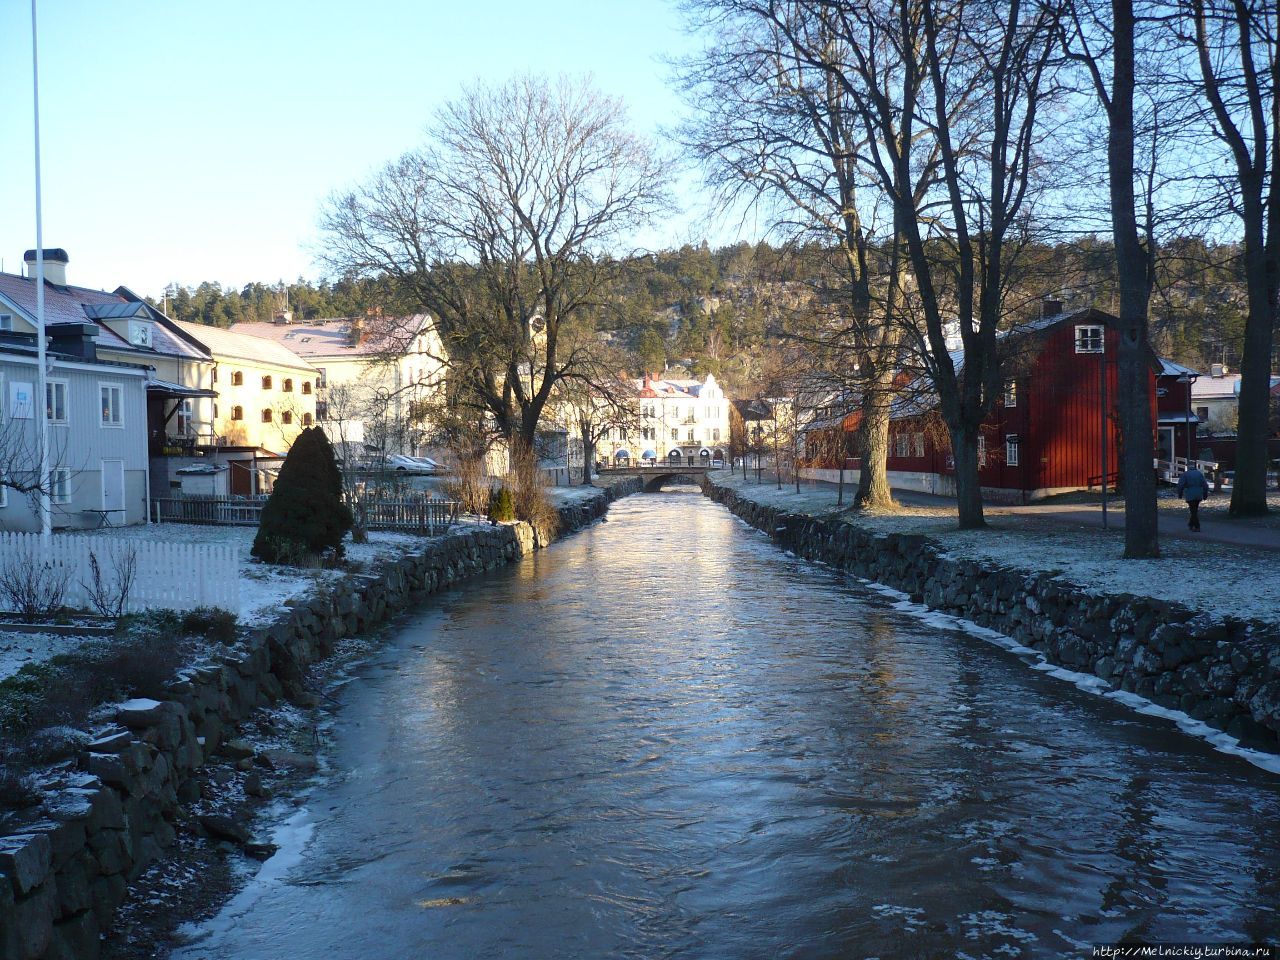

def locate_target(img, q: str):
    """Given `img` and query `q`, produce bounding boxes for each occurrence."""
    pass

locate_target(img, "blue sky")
[0,0,710,297]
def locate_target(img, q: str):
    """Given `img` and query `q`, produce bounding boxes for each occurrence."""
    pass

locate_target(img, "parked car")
[388,454,441,475]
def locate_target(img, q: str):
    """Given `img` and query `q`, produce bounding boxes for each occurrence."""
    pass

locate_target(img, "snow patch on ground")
[0,631,100,682]
[711,471,1280,623]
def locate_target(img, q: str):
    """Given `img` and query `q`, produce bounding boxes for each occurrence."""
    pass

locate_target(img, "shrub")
[252,426,353,564]
[510,440,560,537]
[0,558,72,622]
[488,486,516,523]
[180,606,239,645]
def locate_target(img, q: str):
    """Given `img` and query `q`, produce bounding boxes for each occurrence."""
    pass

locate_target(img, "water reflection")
[177,494,1280,960]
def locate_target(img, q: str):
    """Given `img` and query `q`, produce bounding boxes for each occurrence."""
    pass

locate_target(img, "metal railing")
[151,494,460,536]
[356,498,460,535]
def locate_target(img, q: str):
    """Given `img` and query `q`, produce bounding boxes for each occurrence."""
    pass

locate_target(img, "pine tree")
[252,427,353,563]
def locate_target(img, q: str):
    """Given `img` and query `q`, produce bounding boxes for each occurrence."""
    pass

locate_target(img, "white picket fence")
[0,532,240,615]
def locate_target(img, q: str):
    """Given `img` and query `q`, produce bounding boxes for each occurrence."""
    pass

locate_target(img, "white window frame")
[978,434,988,467]
[1004,380,1017,407]
[1006,436,1020,467]
[51,467,71,504]
[0,477,7,508]
[913,432,925,458]
[46,379,69,424]
[99,383,124,427]
[0,313,12,331]
[1074,324,1105,354]
[895,433,910,458]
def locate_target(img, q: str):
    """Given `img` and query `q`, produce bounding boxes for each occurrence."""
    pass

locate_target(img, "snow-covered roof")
[174,319,315,371]
[1159,358,1200,378]
[229,315,434,359]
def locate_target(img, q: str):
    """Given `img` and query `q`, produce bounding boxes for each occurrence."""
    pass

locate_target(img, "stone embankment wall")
[703,478,1280,754]
[0,479,640,960]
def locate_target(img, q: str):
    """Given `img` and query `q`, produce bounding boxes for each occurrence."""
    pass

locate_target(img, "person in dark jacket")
[1177,466,1209,531]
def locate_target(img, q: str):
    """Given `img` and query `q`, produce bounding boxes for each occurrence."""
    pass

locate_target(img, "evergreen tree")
[252,427,352,563]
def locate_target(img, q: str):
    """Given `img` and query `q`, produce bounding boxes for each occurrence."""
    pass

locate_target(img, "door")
[101,459,126,523]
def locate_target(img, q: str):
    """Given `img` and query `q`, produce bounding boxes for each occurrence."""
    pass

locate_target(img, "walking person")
[1177,464,1209,532]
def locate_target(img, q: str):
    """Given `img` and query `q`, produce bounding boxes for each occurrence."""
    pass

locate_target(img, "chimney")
[1041,297,1063,317]
[1211,363,1227,378]
[348,316,365,346]
[273,310,293,325]
[48,322,98,362]
[24,248,69,286]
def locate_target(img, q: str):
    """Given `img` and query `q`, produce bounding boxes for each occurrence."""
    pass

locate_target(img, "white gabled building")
[594,373,730,466]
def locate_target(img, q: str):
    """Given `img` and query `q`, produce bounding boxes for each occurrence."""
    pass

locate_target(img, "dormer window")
[1075,325,1105,354]
[0,314,12,332]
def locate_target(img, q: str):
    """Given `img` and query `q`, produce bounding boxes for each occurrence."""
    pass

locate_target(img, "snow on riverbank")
[709,471,1280,624]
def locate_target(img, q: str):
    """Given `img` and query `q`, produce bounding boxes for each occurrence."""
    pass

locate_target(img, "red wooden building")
[809,305,1197,503]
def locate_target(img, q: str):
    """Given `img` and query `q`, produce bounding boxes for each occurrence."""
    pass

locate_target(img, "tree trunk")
[1229,224,1275,516]
[581,436,594,485]
[854,386,895,510]
[1110,0,1160,558]
[950,424,986,529]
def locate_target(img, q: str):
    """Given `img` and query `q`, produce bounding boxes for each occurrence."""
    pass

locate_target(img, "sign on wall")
[9,381,33,419]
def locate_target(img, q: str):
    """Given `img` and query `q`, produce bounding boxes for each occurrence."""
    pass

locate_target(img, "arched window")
[302,413,313,426]
[302,382,312,395]
[231,405,243,421]
[281,411,293,425]
[261,375,273,390]
[283,378,293,392]
[231,371,243,386]
[261,409,273,423]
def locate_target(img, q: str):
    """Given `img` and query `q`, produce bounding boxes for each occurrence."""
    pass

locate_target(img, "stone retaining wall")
[703,477,1280,756]
[0,478,640,960]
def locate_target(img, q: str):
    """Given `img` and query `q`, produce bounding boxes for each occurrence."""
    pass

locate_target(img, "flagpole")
[32,0,51,538]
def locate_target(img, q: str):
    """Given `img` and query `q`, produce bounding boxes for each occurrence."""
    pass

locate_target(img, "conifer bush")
[488,486,516,523]
[252,426,353,563]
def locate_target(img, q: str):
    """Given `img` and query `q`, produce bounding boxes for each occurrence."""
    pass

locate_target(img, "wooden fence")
[0,532,240,614]
[358,498,460,535]
[152,495,460,536]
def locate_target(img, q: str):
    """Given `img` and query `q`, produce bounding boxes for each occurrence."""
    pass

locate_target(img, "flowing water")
[177,492,1280,959]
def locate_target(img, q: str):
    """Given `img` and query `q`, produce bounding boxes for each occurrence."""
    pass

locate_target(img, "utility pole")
[31,0,51,539]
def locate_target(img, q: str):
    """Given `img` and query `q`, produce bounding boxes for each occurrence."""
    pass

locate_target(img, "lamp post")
[30,0,51,538]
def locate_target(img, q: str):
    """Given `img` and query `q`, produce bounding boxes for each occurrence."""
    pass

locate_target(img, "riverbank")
[1,477,640,960]
[702,472,1280,769]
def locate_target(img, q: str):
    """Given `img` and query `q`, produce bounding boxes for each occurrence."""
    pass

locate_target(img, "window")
[642,427,655,440]
[261,409,273,423]
[1004,380,1017,407]
[231,371,243,386]
[1074,325,1105,354]
[1006,435,1020,467]
[46,380,68,423]
[213,403,219,420]
[261,375,273,390]
[1196,406,1209,422]
[100,384,123,426]
[177,399,193,436]
[302,413,313,426]
[0,480,6,508]
[687,429,695,442]
[315,368,327,388]
[978,434,987,467]
[712,428,721,442]
[130,322,152,347]
[0,314,12,331]
[231,405,244,421]
[51,468,70,504]
[671,428,678,440]
[913,432,925,458]
[212,367,218,384]
[316,401,328,421]
[283,378,293,392]
[281,411,293,425]
[302,381,312,395]
[894,433,910,458]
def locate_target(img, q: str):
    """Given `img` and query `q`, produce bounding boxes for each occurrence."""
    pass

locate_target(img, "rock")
[244,841,278,861]
[221,739,255,761]
[0,833,52,896]
[199,814,251,845]
[261,750,318,773]
[243,772,271,799]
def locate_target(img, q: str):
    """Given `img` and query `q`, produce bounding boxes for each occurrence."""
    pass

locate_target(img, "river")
[176,491,1280,959]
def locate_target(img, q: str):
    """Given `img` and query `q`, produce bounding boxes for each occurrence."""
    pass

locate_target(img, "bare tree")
[1182,0,1278,515]
[320,74,669,448]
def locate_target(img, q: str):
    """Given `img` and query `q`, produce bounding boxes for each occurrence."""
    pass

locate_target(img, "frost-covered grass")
[710,471,1280,624]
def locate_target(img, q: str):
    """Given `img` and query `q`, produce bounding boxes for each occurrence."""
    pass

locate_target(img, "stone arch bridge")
[595,464,712,492]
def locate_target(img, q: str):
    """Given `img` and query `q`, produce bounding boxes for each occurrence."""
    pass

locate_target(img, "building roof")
[0,272,210,363]
[228,315,434,360]
[636,373,719,399]
[174,319,315,371]
[1159,358,1201,379]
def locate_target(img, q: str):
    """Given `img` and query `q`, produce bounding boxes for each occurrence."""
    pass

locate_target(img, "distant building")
[594,373,730,465]
[228,314,446,457]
